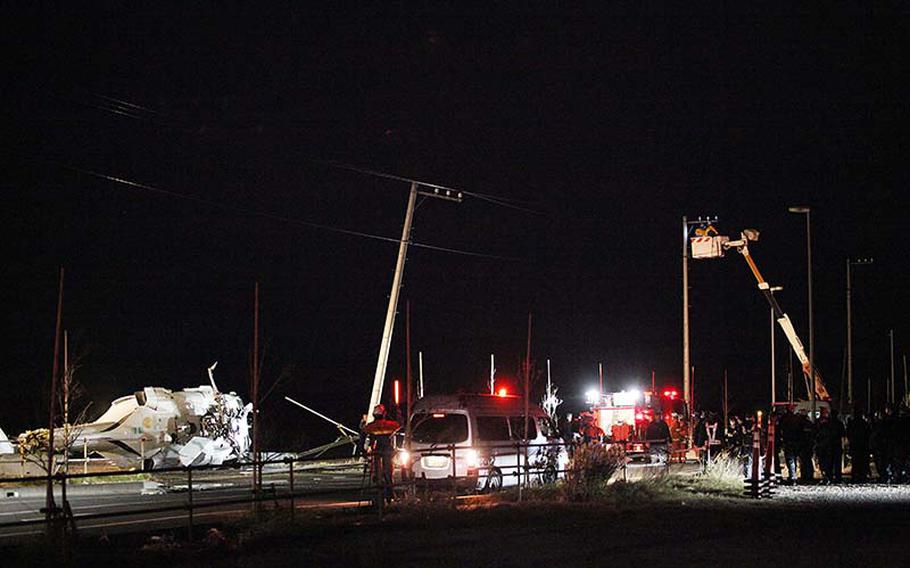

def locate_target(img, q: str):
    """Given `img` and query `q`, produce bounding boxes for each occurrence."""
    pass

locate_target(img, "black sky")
[2,5,906,446]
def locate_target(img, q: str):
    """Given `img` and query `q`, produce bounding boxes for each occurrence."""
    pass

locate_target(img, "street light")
[846,257,873,408]
[788,206,815,420]
[770,285,783,405]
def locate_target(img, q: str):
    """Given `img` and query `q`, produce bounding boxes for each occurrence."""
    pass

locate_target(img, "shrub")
[695,450,744,495]
[562,444,624,501]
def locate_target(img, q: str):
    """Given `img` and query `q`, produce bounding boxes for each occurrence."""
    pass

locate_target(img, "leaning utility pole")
[366,182,462,420]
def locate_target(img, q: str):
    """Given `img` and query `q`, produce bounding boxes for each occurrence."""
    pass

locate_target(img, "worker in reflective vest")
[364,404,400,501]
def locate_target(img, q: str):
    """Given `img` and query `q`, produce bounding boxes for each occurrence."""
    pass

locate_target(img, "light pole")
[770,285,783,405]
[682,215,717,436]
[846,257,873,408]
[788,206,815,420]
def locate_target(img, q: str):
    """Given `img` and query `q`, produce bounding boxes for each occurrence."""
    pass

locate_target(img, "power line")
[90,92,163,116]
[57,163,400,244]
[68,91,545,216]
[308,158,545,216]
[46,160,519,261]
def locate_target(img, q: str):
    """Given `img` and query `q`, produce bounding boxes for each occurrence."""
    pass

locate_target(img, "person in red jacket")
[579,411,605,444]
[363,404,401,502]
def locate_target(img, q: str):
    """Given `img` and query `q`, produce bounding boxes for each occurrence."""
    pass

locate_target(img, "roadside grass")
[680,452,745,497]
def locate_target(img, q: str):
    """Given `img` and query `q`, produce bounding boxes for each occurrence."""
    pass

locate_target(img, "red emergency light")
[497,387,508,397]
[662,388,679,400]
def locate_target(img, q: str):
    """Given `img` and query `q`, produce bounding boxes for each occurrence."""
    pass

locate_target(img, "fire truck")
[586,387,687,445]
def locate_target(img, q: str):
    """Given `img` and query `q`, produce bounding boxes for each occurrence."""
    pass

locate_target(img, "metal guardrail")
[0,437,677,538]
[0,453,353,535]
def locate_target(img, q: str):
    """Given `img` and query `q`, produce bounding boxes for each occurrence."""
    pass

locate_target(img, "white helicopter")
[57,362,252,469]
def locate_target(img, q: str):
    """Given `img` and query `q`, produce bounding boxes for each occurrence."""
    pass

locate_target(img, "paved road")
[0,459,694,542]
[0,460,371,541]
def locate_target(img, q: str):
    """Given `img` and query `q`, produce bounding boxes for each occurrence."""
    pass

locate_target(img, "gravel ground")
[775,483,910,504]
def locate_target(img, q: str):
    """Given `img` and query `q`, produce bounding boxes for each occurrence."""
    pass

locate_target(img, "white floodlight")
[613,389,642,406]
[585,389,601,405]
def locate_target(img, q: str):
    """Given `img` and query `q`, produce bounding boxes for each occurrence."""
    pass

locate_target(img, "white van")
[406,394,567,491]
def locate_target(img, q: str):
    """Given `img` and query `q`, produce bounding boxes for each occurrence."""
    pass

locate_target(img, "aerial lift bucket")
[690,235,730,259]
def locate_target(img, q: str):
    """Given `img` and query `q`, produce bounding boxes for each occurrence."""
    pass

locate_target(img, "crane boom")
[722,235,830,400]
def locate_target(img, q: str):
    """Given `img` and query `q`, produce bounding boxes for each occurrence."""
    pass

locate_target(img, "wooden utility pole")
[367,183,462,421]
[405,300,413,442]
[691,366,696,413]
[523,313,532,488]
[61,330,70,520]
[867,376,872,415]
[524,314,532,427]
[889,329,895,405]
[723,369,729,436]
[904,354,908,406]
[418,351,425,399]
[45,267,64,527]
[251,282,261,498]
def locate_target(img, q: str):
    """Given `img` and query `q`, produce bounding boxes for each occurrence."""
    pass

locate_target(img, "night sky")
[2,5,906,447]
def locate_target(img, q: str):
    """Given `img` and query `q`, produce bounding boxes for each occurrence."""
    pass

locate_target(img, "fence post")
[516,442,523,503]
[524,442,530,487]
[377,456,385,521]
[186,467,194,541]
[450,444,457,505]
[622,443,627,482]
[288,458,295,521]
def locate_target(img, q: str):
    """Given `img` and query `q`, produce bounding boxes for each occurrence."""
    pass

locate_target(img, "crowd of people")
[692,403,910,484]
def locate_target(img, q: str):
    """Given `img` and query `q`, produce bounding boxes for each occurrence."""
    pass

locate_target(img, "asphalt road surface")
[0,460,370,541]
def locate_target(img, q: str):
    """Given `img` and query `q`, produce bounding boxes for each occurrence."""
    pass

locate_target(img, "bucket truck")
[690,227,830,401]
